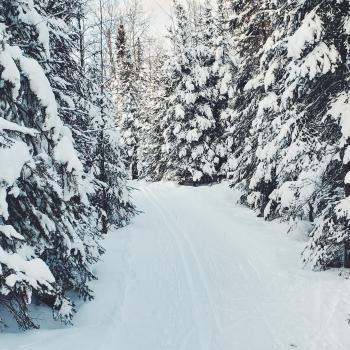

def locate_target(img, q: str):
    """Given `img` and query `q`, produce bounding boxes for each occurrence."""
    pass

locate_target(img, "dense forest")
[0,0,136,329]
[1,0,350,334]
[122,0,350,271]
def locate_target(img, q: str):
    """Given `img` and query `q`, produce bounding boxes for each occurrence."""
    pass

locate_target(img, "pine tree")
[0,0,99,328]
[161,1,193,182]
[89,5,136,234]
[0,0,135,329]
[212,0,237,176]
[137,46,169,181]
[225,0,281,212]
[113,24,143,180]
[299,0,350,269]
[247,0,338,225]
[224,0,350,269]
[162,1,224,184]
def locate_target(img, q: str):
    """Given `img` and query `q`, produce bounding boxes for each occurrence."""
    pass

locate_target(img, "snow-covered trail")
[3,182,350,349]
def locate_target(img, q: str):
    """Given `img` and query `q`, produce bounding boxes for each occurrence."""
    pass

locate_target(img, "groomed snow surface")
[2,182,350,349]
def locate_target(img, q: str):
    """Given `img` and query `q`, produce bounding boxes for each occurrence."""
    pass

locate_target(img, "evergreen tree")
[0,0,98,328]
[88,83,136,233]
[0,0,134,329]
[137,47,169,181]
[113,24,143,179]
[299,0,350,269]
[225,0,350,269]
[248,0,339,225]
[87,8,136,234]
[161,2,193,182]
[212,0,237,176]
[162,1,224,184]
[225,0,276,210]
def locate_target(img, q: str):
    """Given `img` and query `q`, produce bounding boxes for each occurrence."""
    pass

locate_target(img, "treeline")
[0,0,135,329]
[115,0,350,270]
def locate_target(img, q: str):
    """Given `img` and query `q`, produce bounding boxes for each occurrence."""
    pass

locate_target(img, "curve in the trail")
[2,181,350,350]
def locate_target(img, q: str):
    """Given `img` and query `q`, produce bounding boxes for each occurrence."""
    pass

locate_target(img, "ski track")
[2,181,350,350]
[143,185,223,349]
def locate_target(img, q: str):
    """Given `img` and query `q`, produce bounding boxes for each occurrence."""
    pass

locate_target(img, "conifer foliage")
[0,0,134,329]
[112,22,147,180]
[2,0,350,332]
[224,0,350,269]
[161,1,225,184]
[133,0,350,271]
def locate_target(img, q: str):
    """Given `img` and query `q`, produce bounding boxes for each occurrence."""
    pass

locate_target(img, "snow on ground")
[2,182,350,349]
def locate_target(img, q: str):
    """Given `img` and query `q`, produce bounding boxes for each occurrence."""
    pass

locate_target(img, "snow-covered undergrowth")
[2,182,350,350]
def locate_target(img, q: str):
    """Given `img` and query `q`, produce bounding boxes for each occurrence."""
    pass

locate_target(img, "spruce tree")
[225,0,282,212]
[248,0,338,224]
[224,0,350,269]
[0,0,135,329]
[0,0,99,328]
[212,0,237,177]
[137,46,169,181]
[113,24,143,180]
[162,1,224,184]
[299,0,350,269]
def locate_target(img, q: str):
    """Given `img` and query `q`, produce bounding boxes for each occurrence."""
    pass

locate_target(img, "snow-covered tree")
[224,0,350,269]
[0,0,134,329]
[300,0,350,269]
[88,84,136,233]
[212,0,237,176]
[162,1,225,184]
[113,24,143,179]
[137,46,169,181]
[248,0,339,224]
[0,0,96,328]
[88,2,136,233]
[224,0,276,206]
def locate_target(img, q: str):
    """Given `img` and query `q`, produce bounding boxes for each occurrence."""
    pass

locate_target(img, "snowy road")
[3,182,350,349]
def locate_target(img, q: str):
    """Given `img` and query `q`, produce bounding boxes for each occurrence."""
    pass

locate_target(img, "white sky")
[141,0,173,35]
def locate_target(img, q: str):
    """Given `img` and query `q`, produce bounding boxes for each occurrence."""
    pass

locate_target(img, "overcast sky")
[141,0,173,35]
